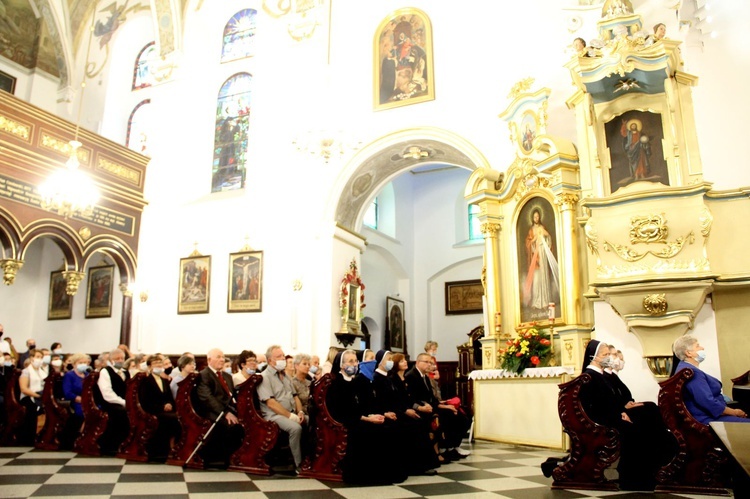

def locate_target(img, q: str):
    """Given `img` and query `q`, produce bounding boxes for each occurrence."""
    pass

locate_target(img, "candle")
[548,303,555,321]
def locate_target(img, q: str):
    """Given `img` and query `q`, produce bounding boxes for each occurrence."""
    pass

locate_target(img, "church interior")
[1,0,749,497]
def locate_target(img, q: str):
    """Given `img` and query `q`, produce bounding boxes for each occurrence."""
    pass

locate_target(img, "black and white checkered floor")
[0,440,731,498]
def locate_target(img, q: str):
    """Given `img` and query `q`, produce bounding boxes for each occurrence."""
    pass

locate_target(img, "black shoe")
[446,449,461,461]
[439,452,454,463]
[421,469,438,476]
[541,457,559,478]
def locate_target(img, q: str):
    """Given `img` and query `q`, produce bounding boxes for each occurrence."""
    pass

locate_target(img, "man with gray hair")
[96,347,130,455]
[258,345,306,473]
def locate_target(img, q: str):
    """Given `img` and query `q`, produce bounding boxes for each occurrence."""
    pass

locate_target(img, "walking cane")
[184,409,225,467]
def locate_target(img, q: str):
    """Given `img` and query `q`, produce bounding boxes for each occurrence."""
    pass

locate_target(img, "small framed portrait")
[85,265,114,318]
[374,8,434,111]
[445,279,484,315]
[0,70,17,94]
[519,111,538,153]
[386,296,405,353]
[48,271,73,320]
[228,250,263,313]
[178,255,211,314]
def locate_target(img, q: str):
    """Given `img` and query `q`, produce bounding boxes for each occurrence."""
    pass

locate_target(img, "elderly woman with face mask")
[327,349,407,485]
[673,335,749,424]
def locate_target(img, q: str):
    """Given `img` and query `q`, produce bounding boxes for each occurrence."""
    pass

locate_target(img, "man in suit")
[96,347,130,455]
[17,338,36,368]
[405,353,470,461]
[139,354,180,460]
[194,348,243,467]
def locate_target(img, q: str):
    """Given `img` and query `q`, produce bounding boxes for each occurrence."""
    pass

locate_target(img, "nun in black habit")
[371,349,440,475]
[326,349,407,485]
[579,339,661,491]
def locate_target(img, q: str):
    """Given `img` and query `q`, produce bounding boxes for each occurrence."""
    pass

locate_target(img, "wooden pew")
[117,372,158,462]
[299,373,347,481]
[0,369,26,446]
[551,373,620,491]
[228,374,279,474]
[167,373,211,469]
[655,368,730,496]
[36,371,70,450]
[73,372,109,456]
[731,370,750,414]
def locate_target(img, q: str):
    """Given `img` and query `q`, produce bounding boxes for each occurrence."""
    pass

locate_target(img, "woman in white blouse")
[18,349,48,445]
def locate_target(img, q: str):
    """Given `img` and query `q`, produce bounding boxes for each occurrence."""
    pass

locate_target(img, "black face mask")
[28,344,36,350]
[164,366,173,375]
[66,363,74,371]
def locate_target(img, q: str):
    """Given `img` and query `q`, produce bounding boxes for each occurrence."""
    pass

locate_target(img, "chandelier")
[38,15,99,219]
[39,140,98,218]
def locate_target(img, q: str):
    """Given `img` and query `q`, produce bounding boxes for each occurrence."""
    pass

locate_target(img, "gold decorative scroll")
[62,271,85,296]
[40,133,91,164]
[643,293,668,316]
[555,193,579,211]
[507,77,535,100]
[699,207,713,239]
[603,231,694,262]
[480,222,501,236]
[0,115,31,141]
[1,259,23,285]
[585,222,600,258]
[629,214,668,244]
[96,156,142,185]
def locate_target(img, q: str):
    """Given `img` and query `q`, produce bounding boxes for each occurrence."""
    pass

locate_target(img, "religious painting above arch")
[374,8,434,111]
[497,78,549,160]
[516,196,561,325]
[604,110,668,193]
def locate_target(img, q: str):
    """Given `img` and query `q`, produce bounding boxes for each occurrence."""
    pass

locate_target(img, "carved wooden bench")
[167,373,211,469]
[299,373,347,481]
[36,371,70,451]
[117,372,159,462]
[655,368,730,496]
[73,371,109,456]
[0,369,26,446]
[228,374,279,474]
[551,372,620,491]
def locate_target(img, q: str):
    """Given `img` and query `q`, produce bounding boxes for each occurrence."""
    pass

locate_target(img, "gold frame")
[48,270,73,320]
[227,250,263,313]
[386,296,405,353]
[178,255,211,314]
[445,279,484,315]
[85,264,114,318]
[373,7,435,111]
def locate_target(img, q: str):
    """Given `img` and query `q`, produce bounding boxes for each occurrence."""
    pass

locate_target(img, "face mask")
[76,364,89,373]
[245,368,256,375]
[139,362,148,371]
[599,356,612,369]
[51,359,62,367]
[3,361,12,367]
[619,360,625,370]
[309,365,319,374]
[32,358,43,369]
[344,365,358,376]
[53,349,63,355]
[165,367,173,375]
[112,361,124,370]
[42,355,51,365]
[385,360,394,371]
[257,362,267,371]
[275,360,287,371]
[152,367,164,375]
[28,344,36,350]
[224,367,232,375]
[695,350,707,363]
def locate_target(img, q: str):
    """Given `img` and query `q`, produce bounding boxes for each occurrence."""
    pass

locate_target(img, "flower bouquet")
[498,326,552,374]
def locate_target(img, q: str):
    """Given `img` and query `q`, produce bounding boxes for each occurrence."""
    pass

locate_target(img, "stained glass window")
[126,99,152,154]
[221,9,257,63]
[212,73,252,192]
[132,42,158,90]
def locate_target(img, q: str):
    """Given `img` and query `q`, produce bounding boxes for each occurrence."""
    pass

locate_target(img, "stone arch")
[331,127,491,231]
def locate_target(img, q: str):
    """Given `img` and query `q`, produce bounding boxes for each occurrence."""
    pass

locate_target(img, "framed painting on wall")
[178,255,211,314]
[386,296,405,353]
[227,250,263,312]
[85,265,114,318]
[516,197,561,324]
[0,70,17,94]
[374,8,434,111]
[48,271,73,320]
[445,279,484,315]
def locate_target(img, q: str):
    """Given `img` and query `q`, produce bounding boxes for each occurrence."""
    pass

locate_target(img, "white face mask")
[245,367,256,375]
[223,367,232,375]
[309,365,319,374]
[139,362,148,371]
[42,355,51,365]
[695,350,707,363]
[385,360,394,371]
[53,349,63,355]
[152,367,164,375]
[32,358,43,369]
[51,359,63,367]
[275,359,287,371]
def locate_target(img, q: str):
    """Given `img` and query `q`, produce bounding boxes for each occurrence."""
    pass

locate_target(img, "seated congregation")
[0,341,471,485]
[551,335,748,494]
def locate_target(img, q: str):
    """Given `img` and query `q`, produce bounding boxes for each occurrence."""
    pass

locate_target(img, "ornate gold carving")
[596,258,710,279]
[62,271,85,296]
[699,207,713,239]
[78,226,92,241]
[1,259,23,285]
[0,115,31,141]
[481,265,487,292]
[40,133,90,164]
[119,283,133,297]
[480,222,501,236]
[97,157,141,185]
[564,340,573,361]
[585,222,600,257]
[401,146,430,160]
[643,293,668,316]
[507,77,535,99]
[629,214,667,244]
[554,193,579,210]
[514,172,550,200]
[603,231,695,262]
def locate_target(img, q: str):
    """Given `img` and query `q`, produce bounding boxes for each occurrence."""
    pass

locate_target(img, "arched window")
[468,204,482,240]
[363,197,378,229]
[132,42,158,90]
[221,9,258,63]
[212,73,252,192]
[126,99,152,154]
